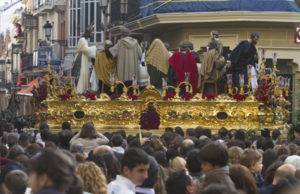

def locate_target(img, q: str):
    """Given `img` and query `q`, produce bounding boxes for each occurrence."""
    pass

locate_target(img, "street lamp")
[43,21,52,41]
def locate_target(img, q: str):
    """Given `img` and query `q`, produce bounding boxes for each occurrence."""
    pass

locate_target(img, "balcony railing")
[33,0,65,15]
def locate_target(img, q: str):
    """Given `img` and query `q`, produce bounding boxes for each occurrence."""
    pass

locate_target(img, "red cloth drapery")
[168,51,198,94]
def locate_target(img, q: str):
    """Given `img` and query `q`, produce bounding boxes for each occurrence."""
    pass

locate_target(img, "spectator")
[166,169,197,194]
[136,156,159,194]
[186,149,203,181]
[198,142,235,190]
[70,122,109,153]
[293,124,300,138]
[111,134,124,154]
[28,148,81,194]
[77,161,107,194]
[18,133,30,149]
[228,146,243,165]
[4,169,28,194]
[170,156,186,172]
[61,122,71,131]
[285,155,300,170]
[272,129,281,144]
[59,129,74,150]
[108,148,149,194]
[7,132,19,149]
[229,164,258,194]
[241,149,264,188]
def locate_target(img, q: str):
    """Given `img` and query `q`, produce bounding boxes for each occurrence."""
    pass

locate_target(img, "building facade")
[110,0,300,123]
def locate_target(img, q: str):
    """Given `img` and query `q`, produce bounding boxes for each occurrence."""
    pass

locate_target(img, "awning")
[17,77,45,96]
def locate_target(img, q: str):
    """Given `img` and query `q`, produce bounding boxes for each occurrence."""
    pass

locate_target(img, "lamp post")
[43,21,52,41]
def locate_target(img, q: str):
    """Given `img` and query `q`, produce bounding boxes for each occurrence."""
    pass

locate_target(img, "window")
[69,0,103,47]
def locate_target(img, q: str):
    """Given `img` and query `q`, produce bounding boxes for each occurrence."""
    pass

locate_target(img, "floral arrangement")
[164,93,175,100]
[128,93,138,100]
[254,79,272,104]
[233,94,246,101]
[84,92,96,100]
[202,94,216,100]
[181,93,193,101]
[36,85,47,101]
[139,103,160,129]
[59,93,72,100]
[110,94,121,100]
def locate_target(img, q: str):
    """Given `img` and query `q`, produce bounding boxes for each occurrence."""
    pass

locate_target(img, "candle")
[110,73,115,84]
[277,76,281,87]
[287,78,290,88]
[273,53,277,63]
[132,74,137,86]
[239,74,244,85]
[226,74,232,85]
[184,72,190,83]
[162,77,167,87]
[71,77,76,87]
[261,49,265,60]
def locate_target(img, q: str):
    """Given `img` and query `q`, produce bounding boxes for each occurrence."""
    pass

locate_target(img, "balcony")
[33,0,65,16]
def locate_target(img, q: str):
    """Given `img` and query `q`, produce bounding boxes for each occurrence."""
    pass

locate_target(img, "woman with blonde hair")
[77,161,107,194]
[70,122,109,153]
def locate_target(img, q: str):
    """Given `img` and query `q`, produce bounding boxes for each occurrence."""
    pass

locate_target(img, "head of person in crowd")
[294,124,300,138]
[78,122,99,139]
[284,155,300,170]
[186,149,202,180]
[180,139,194,158]
[228,146,243,165]
[121,148,150,186]
[185,128,195,138]
[210,30,219,40]
[0,144,8,157]
[28,148,78,193]
[7,144,24,160]
[262,148,277,176]
[174,126,184,137]
[154,150,168,168]
[199,129,210,139]
[77,161,107,194]
[136,156,159,192]
[274,144,290,157]
[170,156,186,172]
[166,169,197,194]
[7,132,19,149]
[40,128,51,142]
[4,169,28,194]
[111,133,123,147]
[199,184,241,194]
[263,161,284,187]
[102,152,120,183]
[39,122,50,131]
[272,129,281,144]
[61,121,71,131]
[250,32,260,45]
[165,127,173,133]
[229,164,258,194]
[59,129,74,150]
[198,142,228,174]
[18,133,30,149]
[121,27,131,38]
[195,126,203,138]
[240,148,263,175]
[218,127,228,139]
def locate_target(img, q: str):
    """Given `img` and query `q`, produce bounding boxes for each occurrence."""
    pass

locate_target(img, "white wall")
[0,0,24,39]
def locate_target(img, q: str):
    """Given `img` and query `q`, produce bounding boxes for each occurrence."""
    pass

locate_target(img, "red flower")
[84,92,96,100]
[164,93,175,100]
[139,103,160,129]
[203,93,215,100]
[59,93,72,100]
[110,94,121,100]
[233,94,246,101]
[181,93,193,101]
[128,93,138,100]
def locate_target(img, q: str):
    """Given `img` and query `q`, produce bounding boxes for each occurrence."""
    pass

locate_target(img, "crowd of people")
[1,120,300,194]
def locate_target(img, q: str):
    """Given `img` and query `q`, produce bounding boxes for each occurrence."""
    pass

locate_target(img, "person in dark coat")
[227,32,259,89]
